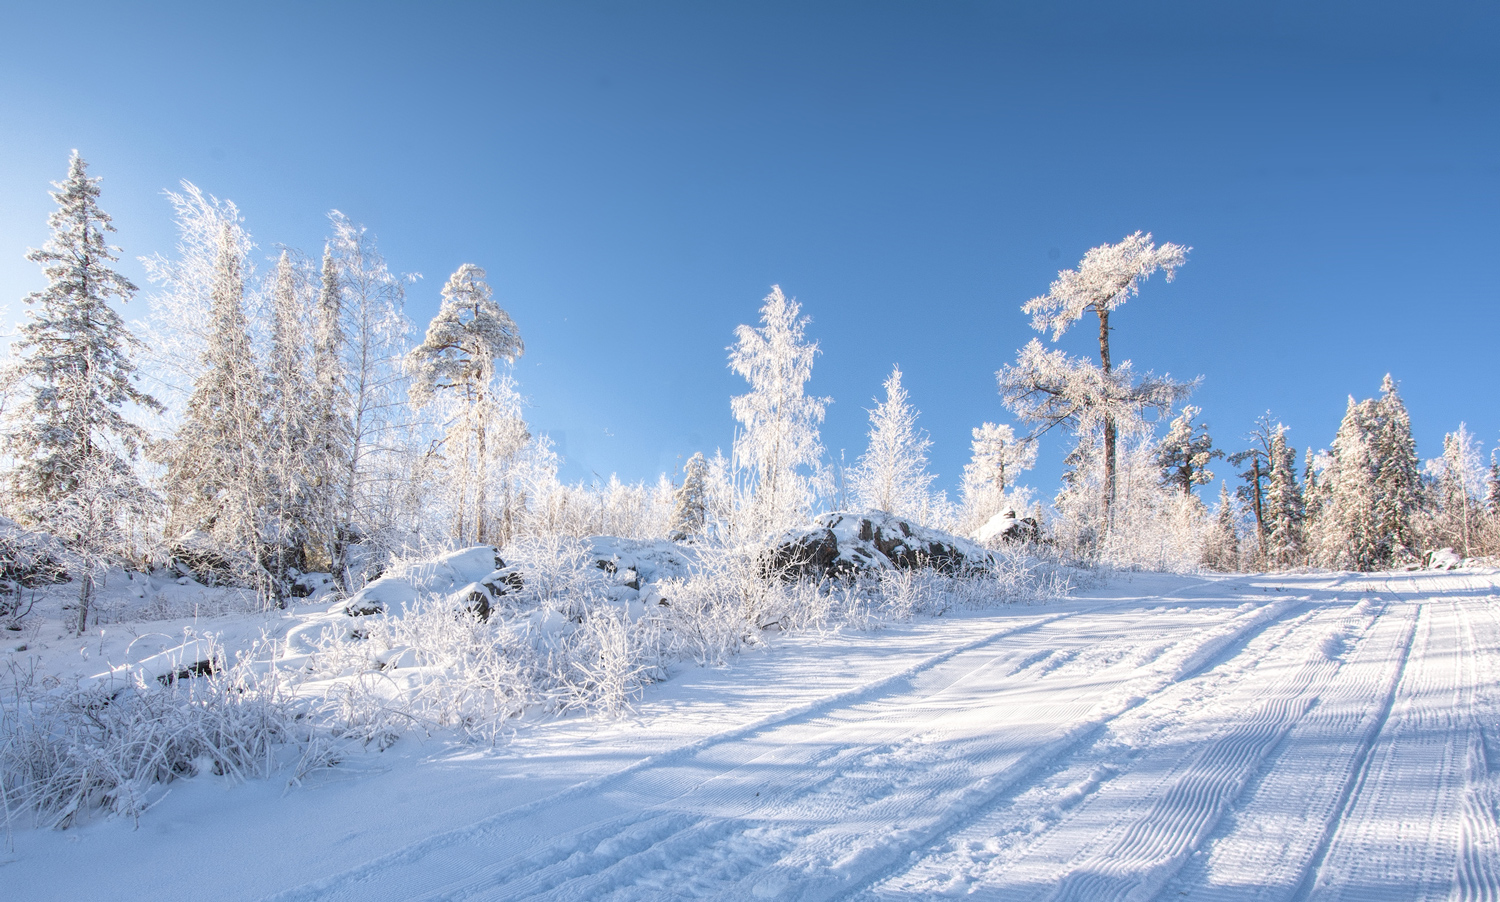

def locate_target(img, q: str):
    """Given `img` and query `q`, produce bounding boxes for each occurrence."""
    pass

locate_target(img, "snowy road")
[10,571,1500,901]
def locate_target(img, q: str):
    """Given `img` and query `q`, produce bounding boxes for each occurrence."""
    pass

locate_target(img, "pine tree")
[1263,426,1304,568]
[4,152,162,633]
[1228,413,1279,563]
[670,452,710,540]
[848,366,934,520]
[1017,232,1188,521]
[728,286,830,539]
[407,264,523,545]
[1157,405,1222,495]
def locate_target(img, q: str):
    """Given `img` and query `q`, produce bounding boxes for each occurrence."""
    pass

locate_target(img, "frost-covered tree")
[1425,423,1485,557]
[1263,426,1304,569]
[848,366,934,520]
[4,152,162,632]
[1157,405,1221,496]
[407,264,523,545]
[728,286,830,540]
[959,421,1036,532]
[1201,482,1240,571]
[1372,374,1420,564]
[162,219,268,580]
[326,213,414,575]
[1016,232,1188,519]
[670,452,710,540]
[1227,413,1279,562]
[1308,376,1420,570]
[308,247,351,571]
[264,250,316,578]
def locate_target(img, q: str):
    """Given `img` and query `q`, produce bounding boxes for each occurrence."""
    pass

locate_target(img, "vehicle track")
[855,595,1368,900]
[269,595,1297,902]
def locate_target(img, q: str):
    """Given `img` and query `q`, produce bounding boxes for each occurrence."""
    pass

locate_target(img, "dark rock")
[763,511,994,583]
[158,659,216,686]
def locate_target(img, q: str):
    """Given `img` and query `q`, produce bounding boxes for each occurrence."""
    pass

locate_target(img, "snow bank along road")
[13,570,1500,901]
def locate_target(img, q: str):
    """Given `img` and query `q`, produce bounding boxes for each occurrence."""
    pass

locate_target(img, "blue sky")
[2,2,1497,499]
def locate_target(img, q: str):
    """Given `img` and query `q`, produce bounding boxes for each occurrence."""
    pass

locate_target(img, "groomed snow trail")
[34,571,1492,902]
[266,573,1479,902]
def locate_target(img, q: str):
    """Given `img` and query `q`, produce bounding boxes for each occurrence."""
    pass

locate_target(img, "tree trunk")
[1251,458,1267,561]
[1099,308,1116,529]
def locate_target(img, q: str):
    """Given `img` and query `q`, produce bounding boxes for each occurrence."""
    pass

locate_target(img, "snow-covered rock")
[974,510,1042,546]
[1428,547,1462,570]
[763,511,995,582]
[343,546,520,618]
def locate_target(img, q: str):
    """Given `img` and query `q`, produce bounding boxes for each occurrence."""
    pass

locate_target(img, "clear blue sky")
[2,1,1496,499]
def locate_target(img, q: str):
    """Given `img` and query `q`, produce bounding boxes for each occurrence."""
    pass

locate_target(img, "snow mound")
[342,546,513,618]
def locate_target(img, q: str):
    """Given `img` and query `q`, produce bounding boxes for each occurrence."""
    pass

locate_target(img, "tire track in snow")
[262,605,1102,902]
[855,596,1348,901]
[1135,596,1418,902]
[1304,600,1471,902]
[443,609,1208,901]
[663,598,1312,902]
[283,598,1297,902]
[1455,601,1500,902]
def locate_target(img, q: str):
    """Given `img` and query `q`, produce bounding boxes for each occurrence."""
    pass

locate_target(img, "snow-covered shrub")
[0,638,310,828]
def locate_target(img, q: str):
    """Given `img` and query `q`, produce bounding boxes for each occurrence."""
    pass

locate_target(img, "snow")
[8,569,1500,900]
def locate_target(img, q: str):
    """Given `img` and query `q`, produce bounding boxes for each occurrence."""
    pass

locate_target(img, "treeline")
[2,156,1489,633]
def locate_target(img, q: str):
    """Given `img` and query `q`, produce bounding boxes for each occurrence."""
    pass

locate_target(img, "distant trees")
[1308,376,1420,570]
[848,366,934,520]
[4,153,161,632]
[728,286,830,540]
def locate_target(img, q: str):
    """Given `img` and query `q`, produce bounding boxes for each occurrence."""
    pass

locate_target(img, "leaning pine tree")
[4,152,162,633]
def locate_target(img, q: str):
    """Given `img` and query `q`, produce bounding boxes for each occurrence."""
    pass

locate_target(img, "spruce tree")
[5,152,162,632]
[1263,426,1304,568]
[1372,374,1420,564]
[670,452,710,540]
[265,251,314,579]
[728,286,830,539]
[1315,396,1382,570]
[310,247,351,572]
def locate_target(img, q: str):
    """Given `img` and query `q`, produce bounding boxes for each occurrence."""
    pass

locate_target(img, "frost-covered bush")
[0,639,313,828]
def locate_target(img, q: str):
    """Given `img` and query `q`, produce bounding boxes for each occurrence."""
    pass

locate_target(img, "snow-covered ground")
[7,568,1500,900]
